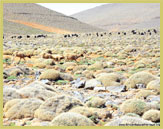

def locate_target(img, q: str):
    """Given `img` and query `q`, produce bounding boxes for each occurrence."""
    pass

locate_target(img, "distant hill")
[3,3,103,34]
[71,3,160,31]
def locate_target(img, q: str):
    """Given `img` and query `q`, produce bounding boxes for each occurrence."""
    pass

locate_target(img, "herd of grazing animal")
[42,53,64,62]
[3,34,48,39]
[42,52,84,62]
[130,29,157,35]
[3,28,158,64]
[3,29,158,40]
[63,29,158,39]
[9,49,85,64]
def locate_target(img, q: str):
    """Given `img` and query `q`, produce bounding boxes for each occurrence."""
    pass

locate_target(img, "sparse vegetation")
[56,80,69,85]
[7,75,17,80]
[3,3,160,127]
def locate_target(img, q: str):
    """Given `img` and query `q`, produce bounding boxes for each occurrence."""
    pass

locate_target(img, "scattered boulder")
[85,79,103,90]
[34,95,84,121]
[106,85,126,92]
[51,112,95,126]
[94,87,106,92]
[71,78,86,88]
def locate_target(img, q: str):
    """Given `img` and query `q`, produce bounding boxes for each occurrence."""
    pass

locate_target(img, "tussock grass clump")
[142,109,160,122]
[51,112,95,126]
[120,99,147,115]
[124,72,157,89]
[86,97,106,108]
[39,69,60,81]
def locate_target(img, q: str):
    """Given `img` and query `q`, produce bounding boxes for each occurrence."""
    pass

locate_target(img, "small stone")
[72,78,86,88]
[106,85,127,92]
[94,87,106,92]
[85,79,103,90]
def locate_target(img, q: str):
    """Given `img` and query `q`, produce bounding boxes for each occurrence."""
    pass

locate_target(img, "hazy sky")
[37,3,108,15]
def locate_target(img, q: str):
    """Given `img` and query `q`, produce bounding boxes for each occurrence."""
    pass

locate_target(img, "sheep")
[46,50,52,54]
[153,29,157,34]
[17,36,22,39]
[52,55,64,62]
[26,50,34,57]
[42,53,53,59]
[66,53,84,62]
[3,50,14,55]
[12,51,31,64]
[42,53,64,62]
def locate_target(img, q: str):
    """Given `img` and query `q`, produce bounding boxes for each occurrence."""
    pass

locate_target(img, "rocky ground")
[3,28,160,126]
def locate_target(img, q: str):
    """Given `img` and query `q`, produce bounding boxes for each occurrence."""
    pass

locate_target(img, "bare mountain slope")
[3,3,103,34]
[71,3,160,31]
